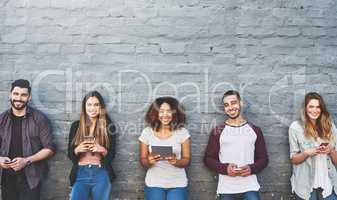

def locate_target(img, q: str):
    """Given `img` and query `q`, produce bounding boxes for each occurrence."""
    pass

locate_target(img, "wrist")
[303,151,309,157]
[25,157,32,166]
[329,149,335,156]
[101,148,108,156]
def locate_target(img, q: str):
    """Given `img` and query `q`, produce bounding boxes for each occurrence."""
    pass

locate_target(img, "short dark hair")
[222,90,241,103]
[11,79,31,94]
[145,96,186,131]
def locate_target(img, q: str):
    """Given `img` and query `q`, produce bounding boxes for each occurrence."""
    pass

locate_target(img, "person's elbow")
[45,148,55,158]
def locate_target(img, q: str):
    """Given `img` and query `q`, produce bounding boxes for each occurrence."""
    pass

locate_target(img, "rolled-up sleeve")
[289,123,300,159]
[38,114,56,152]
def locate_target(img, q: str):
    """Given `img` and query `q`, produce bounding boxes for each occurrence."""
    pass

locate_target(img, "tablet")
[151,146,173,158]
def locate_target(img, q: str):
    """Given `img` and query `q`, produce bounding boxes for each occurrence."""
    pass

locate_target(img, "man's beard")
[10,99,28,110]
[226,108,241,119]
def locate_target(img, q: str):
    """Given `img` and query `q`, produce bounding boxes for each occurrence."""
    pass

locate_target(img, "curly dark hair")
[145,96,186,131]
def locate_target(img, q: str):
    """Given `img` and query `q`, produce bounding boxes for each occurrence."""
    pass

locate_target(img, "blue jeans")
[295,189,337,200]
[70,165,111,200]
[219,191,261,200]
[144,185,188,200]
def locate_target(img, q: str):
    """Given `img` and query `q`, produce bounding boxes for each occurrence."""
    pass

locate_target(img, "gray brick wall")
[1,0,337,199]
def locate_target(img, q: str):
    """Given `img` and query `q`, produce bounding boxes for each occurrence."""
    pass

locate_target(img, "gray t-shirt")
[139,127,190,188]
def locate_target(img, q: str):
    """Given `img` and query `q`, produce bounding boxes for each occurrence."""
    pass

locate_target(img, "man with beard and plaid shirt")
[0,79,55,200]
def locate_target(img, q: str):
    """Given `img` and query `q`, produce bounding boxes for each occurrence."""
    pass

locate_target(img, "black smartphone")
[4,160,13,164]
[320,142,329,147]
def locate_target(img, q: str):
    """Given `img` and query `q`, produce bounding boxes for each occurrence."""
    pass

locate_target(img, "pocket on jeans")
[76,168,88,180]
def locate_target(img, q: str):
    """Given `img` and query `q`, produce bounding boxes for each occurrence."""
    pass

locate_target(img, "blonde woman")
[289,92,337,200]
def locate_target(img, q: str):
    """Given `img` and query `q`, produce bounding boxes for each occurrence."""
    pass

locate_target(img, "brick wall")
[1,0,337,199]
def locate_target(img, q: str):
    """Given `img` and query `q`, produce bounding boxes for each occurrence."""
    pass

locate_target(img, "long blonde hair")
[300,92,333,141]
[72,91,110,149]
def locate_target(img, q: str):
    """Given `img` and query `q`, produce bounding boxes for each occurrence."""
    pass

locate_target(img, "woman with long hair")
[68,91,116,200]
[289,92,337,200]
[139,96,191,200]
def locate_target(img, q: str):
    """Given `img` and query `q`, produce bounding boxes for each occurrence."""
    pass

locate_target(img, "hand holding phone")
[233,167,242,175]
[319,142,332,154]
[0,157,12,169]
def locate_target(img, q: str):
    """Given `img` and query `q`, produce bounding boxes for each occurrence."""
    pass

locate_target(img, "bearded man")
[204,90,268,200]
[0,79,55,200]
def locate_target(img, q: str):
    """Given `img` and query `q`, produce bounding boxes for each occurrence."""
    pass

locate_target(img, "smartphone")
[233,167,242,172]
[84,136,95,143]
[4,160,13,164]
[320,142,329,147]
[151,146,173,159]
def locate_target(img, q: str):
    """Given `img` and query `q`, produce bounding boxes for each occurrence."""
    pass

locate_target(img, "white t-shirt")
[217,123,260,194]
[138,127,190,188]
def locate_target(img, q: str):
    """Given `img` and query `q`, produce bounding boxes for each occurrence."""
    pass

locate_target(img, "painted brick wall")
[1,0,337,199]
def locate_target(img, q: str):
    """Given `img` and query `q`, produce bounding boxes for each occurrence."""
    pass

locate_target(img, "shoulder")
[247,122,261,132]
[0,110,9,125]
[30,107,49,121]
[289,121,303,131]
[68,121,80,139]
[247,122,265,139]
[211,123,227,136]
[175,127,190,136]
[70,120,80,129]
[107,120,116,134]
[0,110,8,118]
[141,127,153,136]
[27,107,47,118]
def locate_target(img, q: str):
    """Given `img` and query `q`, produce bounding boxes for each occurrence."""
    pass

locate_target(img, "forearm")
[173,157,190,168]
[329,149,337,165]
[26,148,54,163]
[140,158,153,169]
[291,151,309,165]
[204,156,228,175]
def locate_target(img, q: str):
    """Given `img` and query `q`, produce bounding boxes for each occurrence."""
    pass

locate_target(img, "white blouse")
[313,138,333,198]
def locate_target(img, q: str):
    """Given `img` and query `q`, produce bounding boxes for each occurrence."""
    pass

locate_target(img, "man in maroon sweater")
[204,90,268,200]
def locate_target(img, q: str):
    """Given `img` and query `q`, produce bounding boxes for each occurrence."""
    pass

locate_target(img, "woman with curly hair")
[139,97,191,200]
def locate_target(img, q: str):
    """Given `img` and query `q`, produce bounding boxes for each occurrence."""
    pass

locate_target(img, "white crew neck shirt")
[217,123,260,194]
[139,127,190,188]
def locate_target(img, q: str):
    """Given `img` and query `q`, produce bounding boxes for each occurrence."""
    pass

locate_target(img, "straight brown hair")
[72,91,110,149]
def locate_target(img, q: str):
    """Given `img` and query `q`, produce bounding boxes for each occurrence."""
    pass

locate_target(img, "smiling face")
[85,96,101,119]
[10,87,31,111]
[306,99,321,122]
[158,102,173,126]
[223,94,242,119]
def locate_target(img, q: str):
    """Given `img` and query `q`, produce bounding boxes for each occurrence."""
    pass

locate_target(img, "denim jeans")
[70,165,111,200]
[219,191,261,200]
[295,189,337,200]
[1,173,40,200]
[144,185,188,200]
